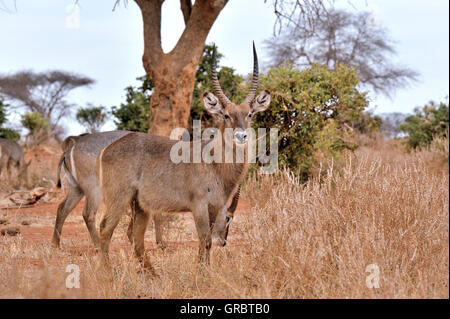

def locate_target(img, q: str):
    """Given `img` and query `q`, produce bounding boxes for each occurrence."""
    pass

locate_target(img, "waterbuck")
[53,132,242,250]
[97,43,270,270]
[52,131,171,249]
[0,138,31,187]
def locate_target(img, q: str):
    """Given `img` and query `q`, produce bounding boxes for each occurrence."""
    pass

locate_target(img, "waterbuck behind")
[0,138,31,188]
[97,43,270,271]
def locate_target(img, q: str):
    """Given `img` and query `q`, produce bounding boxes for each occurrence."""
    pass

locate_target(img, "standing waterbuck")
[52,131,170,249]
[0,138,31,188]
[97,43,270,270]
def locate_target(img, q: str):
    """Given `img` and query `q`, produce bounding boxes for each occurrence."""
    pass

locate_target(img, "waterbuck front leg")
[192,202,212,265]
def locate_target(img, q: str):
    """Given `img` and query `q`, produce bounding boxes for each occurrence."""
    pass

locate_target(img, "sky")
[0,0,448,136]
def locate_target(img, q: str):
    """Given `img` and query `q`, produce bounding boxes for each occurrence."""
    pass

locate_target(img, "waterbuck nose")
[234,129,248,144]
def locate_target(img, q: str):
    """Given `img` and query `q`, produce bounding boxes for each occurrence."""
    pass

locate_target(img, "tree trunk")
[144,54,199,137]
[135,0,228,137]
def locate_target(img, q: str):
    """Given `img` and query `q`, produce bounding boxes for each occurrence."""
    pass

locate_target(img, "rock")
[0,218,8,225]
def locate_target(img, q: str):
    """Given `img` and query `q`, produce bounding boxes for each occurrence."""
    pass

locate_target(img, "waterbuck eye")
[224,114,230,120]
[248,113,253,118]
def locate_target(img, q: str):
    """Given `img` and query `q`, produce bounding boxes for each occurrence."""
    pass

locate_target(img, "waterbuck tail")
[56,153,64,188]
[56,152,79,188]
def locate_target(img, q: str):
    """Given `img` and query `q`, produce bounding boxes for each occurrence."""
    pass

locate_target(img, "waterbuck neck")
[212,123,249,198]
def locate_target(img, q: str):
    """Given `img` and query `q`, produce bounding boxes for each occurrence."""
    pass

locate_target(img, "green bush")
[255,64,369,180]
[400,100,449,150]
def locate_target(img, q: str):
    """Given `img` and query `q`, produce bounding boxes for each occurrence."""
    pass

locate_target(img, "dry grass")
[0,139,448,298]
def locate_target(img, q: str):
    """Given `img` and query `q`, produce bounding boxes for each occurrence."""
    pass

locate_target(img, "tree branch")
[180,0,192,25]
[172,0,228,69]
[134,0,164,74]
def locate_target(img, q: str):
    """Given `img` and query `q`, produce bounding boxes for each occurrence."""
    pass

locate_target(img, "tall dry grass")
[244,139,448,298]
[0,139,448,298]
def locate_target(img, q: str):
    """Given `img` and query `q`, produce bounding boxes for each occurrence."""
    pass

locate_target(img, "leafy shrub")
[255,64,369,180]
[400,100,449,150]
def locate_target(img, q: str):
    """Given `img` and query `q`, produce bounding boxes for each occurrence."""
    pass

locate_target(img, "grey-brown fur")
[53,131,172,250]
[0,138,31,187]
[52,131,164,249]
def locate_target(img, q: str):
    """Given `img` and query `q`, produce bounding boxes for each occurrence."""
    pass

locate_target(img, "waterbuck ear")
[252,90,271,113]
[203,92,224,115]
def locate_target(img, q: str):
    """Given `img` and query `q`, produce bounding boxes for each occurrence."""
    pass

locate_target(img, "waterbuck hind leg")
[82,192,102,250]
[99,207,123,268]
[127,202,166,252]
[192,203,212,265]
[52,185,84,247]
[99,186,134,268]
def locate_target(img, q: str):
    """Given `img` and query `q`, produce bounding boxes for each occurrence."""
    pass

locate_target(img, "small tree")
[0,98,20,141]
[20,112,50,146]
[265,8,418,97]
[400,100,449,150]
[0,70,94,140]
[76,105,108,133]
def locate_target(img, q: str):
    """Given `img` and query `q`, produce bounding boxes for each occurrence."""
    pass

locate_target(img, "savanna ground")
[0,137,448,298]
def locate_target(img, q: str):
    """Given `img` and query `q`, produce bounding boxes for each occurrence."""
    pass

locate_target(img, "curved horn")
[244,41,259,105]
[211,44,231,107]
